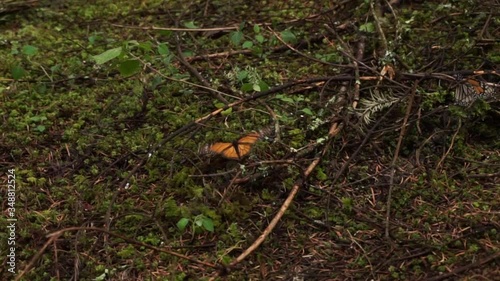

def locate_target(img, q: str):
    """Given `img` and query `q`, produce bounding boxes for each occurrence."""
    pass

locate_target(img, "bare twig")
[266,26,348,67]
[370,0,388,55]
[110,23,238,32]
[435,119,461,171]
[353,36,366,106]
[385,81,417,239]
[173,32,229,104]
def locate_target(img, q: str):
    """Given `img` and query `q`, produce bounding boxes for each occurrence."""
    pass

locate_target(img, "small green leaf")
[202,218,214,232]
[251,46,263,56]
[138,41,153,52]
[35,125,46,132]
[253,24,261,33]
[275,94,294,103]
[258,81,269,91]
[92,47,122,65]
[88,35,97,45]
[30,115,47,122]
[22,45,38,56]
[241,83,254,92]
[157,43,170,55]
[95,272,106,281]
[184,21,198,29]
[151,76,163,89]
[118,60,140,76]
[316,168,327,180]
[359,22,375,33]
[280,30,297,44]
[11,65,25,80]
[238,21,246,31]
[301,108,313,116]
[255,34,265,43]
[176,218,190,231]
[182,50,194,57]
[242,41,253,49]
[252,84,261,92]
[194,217,203,227]
[341,197,353,211]
[214,102,225,109]
[230,31,244,45]
[237,70,248,81]
[221,107,233,116]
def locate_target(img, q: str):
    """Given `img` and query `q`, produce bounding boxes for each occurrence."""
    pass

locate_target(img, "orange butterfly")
[455,75,497,106]
[207,132,261,160]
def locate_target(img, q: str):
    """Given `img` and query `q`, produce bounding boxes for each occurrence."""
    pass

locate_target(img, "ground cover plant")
[0,0,499,280]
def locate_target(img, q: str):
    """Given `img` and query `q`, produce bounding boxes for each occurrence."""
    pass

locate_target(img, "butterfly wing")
[206,132,262,160]
[209,142,240,160]
[455,84,472,105]
[454,75,499,106]
[234,133,260,158]
[455,77,482,105]
[466,78,484,94]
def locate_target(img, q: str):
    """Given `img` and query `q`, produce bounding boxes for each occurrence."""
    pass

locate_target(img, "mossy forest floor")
[1,0,499,280]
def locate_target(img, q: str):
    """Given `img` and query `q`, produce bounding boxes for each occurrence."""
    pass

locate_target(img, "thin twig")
[435,119,461,171]
[385,81,417,239]
[370,0,388,55]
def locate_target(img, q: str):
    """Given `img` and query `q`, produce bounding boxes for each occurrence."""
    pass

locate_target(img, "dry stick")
[217,169,242,207]
[385,81,417,239]
[173,33,229,104]
[346,229,376,281]
[16,227,218,281]
[15,232,60,281]
[266,26,348,67]
[353,36,366,107]
[435,119,461,171]
[323,24,379,78]
[73,233,81,281]
[52,240,60,280]
[110,23,239,32]
[226,122,344,269]
[370,0,388,56]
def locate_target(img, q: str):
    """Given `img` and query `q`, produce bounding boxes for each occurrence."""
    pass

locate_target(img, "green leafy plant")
[177,214,214,233]
[29,115,47,132]
[91,40,150,77]
[359,22,375,33]
[225,65,269,92]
